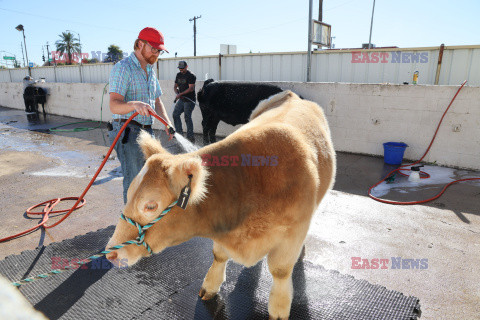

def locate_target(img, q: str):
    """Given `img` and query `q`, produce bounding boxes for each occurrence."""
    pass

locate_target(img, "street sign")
[48,59,52,62]
[312,20,332,47]
[3,56,15,60]
[29,62,34,67]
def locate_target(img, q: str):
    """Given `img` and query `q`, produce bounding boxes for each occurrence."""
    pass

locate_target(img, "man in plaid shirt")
[109,27,173,204]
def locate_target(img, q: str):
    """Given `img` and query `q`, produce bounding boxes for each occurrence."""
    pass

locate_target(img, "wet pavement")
[0,106,479,319]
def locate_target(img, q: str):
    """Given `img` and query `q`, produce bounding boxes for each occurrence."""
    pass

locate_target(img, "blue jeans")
[108,121,153,204]
[173,99,195,139]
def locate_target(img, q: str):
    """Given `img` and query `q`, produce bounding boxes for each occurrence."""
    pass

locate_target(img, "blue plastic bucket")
[383,142,408,165]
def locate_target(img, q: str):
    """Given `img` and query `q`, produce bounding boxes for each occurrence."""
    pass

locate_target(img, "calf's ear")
[137,130,166,159]
[167,156,209,205]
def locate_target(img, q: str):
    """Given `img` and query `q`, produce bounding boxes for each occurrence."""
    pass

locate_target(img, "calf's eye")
[144,201,158,211]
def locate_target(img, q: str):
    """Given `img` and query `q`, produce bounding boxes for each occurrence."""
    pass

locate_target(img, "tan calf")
[106,90,336,319]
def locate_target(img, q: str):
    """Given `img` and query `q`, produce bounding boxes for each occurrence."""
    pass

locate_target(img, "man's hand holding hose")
[130,101,175,140]
[130,101,153,116]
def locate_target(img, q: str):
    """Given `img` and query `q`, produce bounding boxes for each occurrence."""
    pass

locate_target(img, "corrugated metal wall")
[31,66,56,82]
[438,48,480,85]
[0,69,10,82]
[158,56,219,81]
[81,63,113,83]
[10,68,27,82]
[220,53,306,81]
[1,45,478,86]
[311,49,440,84]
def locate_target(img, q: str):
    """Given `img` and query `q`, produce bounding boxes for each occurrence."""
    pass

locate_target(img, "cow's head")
[106,131,209,266]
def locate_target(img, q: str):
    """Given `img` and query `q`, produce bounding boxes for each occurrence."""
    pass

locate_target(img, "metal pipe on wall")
[218,53,222,80]
[79,64,83,83]
[434,44,445,85]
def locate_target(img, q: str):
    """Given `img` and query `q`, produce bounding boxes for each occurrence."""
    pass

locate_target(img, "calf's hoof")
[268,297,291,320]
[198,287,218,300]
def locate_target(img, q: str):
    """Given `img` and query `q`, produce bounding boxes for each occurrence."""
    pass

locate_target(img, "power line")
[0,7,136,34]
[324,0,359,12]
[0,6,190,48]
[202,17,304,39]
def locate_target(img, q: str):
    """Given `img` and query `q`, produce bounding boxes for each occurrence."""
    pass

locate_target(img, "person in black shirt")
[173,61,197,143]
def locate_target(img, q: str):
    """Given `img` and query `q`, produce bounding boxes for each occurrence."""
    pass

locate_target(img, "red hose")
[0,111,172,243]
[368,80,480,205]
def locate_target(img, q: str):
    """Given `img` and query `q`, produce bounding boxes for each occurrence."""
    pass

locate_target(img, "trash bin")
[383,142,408,165]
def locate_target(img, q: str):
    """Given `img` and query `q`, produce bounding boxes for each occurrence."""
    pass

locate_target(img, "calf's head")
[106,131,208,265]
[197,78,214,108]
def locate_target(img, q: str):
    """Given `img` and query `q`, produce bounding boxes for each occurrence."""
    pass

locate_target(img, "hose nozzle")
[167,126,176,135]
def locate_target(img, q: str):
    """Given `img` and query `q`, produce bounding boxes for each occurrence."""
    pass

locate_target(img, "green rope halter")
[11,176,193,287]
[119,199,177,255]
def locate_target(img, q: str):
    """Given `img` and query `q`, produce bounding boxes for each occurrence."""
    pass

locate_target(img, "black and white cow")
[197,79,283,144]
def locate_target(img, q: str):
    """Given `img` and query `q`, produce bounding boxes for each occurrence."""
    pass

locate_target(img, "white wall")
[1,81,479,170]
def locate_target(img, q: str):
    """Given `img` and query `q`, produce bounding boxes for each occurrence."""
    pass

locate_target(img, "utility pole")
[307,0,313,82]
[20,42,25,67]
[319,0,323,21]
[368,0,376,49]
[16,24,31,75]
[46,42,51,62]
[189,15,202,56]
[318,0,323,50]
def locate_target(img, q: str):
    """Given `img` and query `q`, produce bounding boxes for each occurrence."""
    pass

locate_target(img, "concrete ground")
[0,106,479,320]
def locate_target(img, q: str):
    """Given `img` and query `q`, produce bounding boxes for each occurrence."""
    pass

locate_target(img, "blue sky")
[1,0,479,66]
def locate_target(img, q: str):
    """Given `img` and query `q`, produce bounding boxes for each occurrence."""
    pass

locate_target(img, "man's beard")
[141,46,158,65]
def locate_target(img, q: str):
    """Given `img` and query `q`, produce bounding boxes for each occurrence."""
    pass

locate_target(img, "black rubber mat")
[0,226,421,320]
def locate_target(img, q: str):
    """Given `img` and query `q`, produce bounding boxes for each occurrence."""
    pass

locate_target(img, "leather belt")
[114,118,152,129]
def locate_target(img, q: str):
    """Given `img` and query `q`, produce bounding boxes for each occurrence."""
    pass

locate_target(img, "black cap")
[178,61,187,69]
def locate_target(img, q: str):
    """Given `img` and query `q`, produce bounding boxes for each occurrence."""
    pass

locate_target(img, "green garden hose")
[49,83,109,133]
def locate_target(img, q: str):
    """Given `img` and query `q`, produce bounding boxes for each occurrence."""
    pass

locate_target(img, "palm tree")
[55,32,81,65]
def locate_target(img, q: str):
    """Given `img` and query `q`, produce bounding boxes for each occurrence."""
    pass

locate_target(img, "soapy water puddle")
[1,122,201,181]
[0,108,199,180]
[31,167,89,179]
[370,165,480,198]
[0,123,119,180]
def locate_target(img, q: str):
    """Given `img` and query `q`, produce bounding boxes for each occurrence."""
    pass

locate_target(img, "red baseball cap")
[138,27,168,53]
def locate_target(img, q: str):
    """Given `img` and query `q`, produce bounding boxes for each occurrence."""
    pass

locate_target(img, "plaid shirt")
[109,53,162,125]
